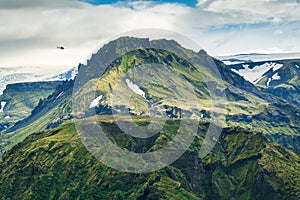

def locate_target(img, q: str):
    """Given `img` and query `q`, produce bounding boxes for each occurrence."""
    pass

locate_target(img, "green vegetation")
[1,37,300,160]
[0,81,72,157]
[0,118,299,199]
[0,81,61,131]
[0,37,299,199]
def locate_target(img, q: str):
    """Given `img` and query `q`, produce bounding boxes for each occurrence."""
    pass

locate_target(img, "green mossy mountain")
[1,37,300,156]
[0,81,73,155]
[227,59,300,153]
[0,119,299,199]
[0,37,299,199]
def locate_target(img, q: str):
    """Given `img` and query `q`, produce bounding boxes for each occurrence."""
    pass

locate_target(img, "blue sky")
[79,0,198,7]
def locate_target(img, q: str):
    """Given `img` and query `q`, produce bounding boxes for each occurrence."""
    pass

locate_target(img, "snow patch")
[48,67,78,81]
[0,102,6,112]
[267,78,272,86]
[89,95,103,108]
[231,68,240,74]
[273,63,283,71]
[126,79,148,101]
[231,62,283,84]
[296,65,300,69]
[56,92,64,99]
[272,72,281,80]
[4,115,10,119]
[267,72,281,86]
[222,60,245,65]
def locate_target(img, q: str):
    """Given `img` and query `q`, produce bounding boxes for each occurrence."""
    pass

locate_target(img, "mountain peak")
[198,49,208,55]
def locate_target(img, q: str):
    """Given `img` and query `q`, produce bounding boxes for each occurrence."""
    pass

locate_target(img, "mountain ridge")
[1,37,300,154]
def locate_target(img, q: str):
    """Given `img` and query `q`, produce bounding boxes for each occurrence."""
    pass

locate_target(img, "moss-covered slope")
[0,81,61,131]
[0,119,299,200]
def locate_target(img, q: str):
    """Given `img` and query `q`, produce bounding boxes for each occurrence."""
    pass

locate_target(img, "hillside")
[0,119,299,199]
[0,81,61,132]
[223,59,300,153]
[0,81,73,155]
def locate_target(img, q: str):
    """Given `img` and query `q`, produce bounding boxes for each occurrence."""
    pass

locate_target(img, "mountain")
[0,81,73,154]
[255,60,300,106]
[218,53,300,65]
[0,81,61,132]
[0,67,78,151]
[0,37,299,199]
[227,59,300,105]
[0,67,77,95]
[0,119,299,199]
[217,56,300,155]
[2,37,300,154]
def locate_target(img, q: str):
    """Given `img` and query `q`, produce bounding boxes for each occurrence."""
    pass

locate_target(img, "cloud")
[243,47,284,54]
[0,0,192,69]
[272,17,283,24]
[274,29,284,35]
[0,0,299,69]
[197,0,300,22]
[0,0,82,9]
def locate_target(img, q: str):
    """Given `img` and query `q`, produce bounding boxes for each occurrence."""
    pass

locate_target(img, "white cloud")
[0,1,189,68]
[0,0,299,69]
[0,0,82,9]
[272,17,283,24]
[243,47,284,54]
[197,0,300,21]
[274,29,284,35]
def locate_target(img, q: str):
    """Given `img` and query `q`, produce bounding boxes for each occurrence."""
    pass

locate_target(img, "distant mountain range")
[227,59,300,107]
[0,67,77,95]
[218,52,300,65]
[0,81,61,132]
[0,66,77,133]
[0,38,299,199]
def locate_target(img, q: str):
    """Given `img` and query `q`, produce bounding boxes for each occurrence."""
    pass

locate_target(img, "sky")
[1,0,300,72]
